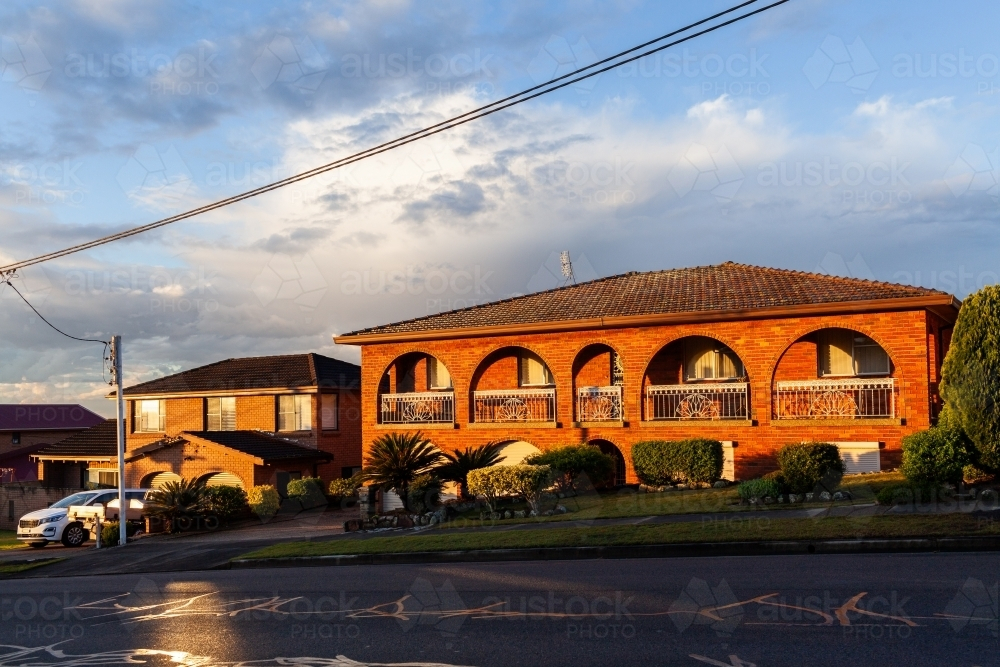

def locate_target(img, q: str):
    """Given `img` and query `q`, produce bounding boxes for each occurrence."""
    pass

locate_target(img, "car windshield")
[49,492,98,509]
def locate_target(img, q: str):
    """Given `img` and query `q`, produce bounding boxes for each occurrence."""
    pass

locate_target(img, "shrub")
[941,284,1000,471]
[737,478,782,501]
[631,439,723,486]
[901,427,974,485]
[963,464,995,485]
[328,477,361,497]
[763,470,788,494]
[436,442,504,500]
[407,474,443,513]
[248,485,280,519]
[875,484,940,506]
[776,443,845,494]
[145,478,208,529]
[99,520,138,547]
[466,465,551,514]
[287,477,325,506]
[525,444,613,492]
[355,432,444,511]
[204,485,248,519]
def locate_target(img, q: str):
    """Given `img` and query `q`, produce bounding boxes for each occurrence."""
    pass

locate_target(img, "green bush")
[901,427,974,485]
[204,485,248,519]
[407,474,443,513]
[286,477,325,506]
[737,478,782,501]
[763,470,789,494]
[941,285,1000,471]
[145,478,208,528]
[248,485,280,519]
[525,444,613,492]
[776,443,845,494]
[436,442,504,500]
[99,520,138,547]
[466,465,551,514]
[355,432,445,511]
[875,483,940,506]
[328,477,361,497]
[963,464,995,485]
[631,439,723,486]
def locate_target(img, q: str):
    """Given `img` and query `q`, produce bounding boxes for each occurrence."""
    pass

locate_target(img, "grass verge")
[240,512,999,560]
[0,530,27,551]
[0,558,63,575]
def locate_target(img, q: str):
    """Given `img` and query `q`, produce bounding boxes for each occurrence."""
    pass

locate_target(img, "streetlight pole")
[111,335,127,547]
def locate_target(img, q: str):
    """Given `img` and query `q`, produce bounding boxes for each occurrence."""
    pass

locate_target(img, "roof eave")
[334,294,961,345]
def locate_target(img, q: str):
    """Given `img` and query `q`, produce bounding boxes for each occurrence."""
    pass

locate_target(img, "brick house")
[112,353,361,490]
[334,263,960,483]
[31,419,120,488]
[0,404,105,484]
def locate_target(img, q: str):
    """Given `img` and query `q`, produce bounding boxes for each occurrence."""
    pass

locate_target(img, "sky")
[0,0,997,416]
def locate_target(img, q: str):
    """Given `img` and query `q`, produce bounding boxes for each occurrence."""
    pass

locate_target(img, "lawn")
[0,558,62,575]
[438,471,907,529]
[0,530,27,551]
[240,511,998,560]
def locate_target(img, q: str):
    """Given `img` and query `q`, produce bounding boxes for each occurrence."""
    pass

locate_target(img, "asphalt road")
[1,552,997,667]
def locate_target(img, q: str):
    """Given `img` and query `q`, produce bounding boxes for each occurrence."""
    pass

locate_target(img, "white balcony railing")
[577,385,623,422]
[646,382,749,420]
[774,378,895,419]
[381,392,455,424]
[473,388,556,423]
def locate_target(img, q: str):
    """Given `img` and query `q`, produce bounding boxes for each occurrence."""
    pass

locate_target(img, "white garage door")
[835,442,881,474]
[146,472,182,489]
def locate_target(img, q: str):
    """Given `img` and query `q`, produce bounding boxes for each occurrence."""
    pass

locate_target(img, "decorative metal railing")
[380,392,455,424]
[577,385,623,422]
[645,382,749,420]
[473,388,556,423]
[773,378,895,419]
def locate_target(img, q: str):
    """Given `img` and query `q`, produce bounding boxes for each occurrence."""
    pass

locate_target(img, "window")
[321,394,338,431]
[11,432,20,445]
[819,330,890,377]
[278,394,312,431]
[427,357,452,389]
[519,352,553,386]
[135,399,165,432]
[206,397,236,431]
[684,339,743,381]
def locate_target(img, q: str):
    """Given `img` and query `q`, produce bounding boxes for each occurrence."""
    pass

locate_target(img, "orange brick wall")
[359,309,940,480]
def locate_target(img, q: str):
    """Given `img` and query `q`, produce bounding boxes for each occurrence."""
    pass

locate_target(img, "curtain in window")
[819,330,855,376]
[321,394,338,430]
[207,397,236,431]
[428,357,452,389]
[853,337,890,375]
[279,395,312,431]
[685,339,743,380]
[519,352,553,386]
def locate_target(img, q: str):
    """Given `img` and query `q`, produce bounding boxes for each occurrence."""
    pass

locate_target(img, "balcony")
[380,392,455,424]
[577,385,623,422]
[473,388,556,423]
[645,382,749,421]
[774,378,895,419]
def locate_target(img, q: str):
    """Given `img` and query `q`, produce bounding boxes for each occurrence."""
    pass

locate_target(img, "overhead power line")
[0,0,789,274]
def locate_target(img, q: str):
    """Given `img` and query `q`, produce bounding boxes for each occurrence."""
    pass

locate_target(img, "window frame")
[206,396,236,431]
[134,399,165,433]
[683,339,744,382]
[427,357,453,390]
[518,352,554,387]
[277,394,312,432]
[320,393,338,431]
[818,331,891,378]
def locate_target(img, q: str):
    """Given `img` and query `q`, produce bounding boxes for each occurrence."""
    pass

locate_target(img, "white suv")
[17,489,150,548]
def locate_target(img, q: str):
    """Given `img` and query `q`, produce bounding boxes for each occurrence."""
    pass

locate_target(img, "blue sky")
[0,0,997,414]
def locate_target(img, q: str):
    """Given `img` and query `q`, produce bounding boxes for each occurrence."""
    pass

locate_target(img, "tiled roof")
[32,420,118,460]
[122,353,360,396]
[0,404,105,431]
[340,262,951,337]
[186,431,332,462]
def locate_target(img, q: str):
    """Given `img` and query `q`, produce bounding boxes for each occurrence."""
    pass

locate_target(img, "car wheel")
[29,541,48,548]
[61,523,88,547]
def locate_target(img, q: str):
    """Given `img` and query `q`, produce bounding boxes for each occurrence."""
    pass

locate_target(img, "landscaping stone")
[819,491,832,501]
[777,495,786,504]
[713,480,729,488]
[543,510,554,516]
[805,493,815,501]
[513,510,526,518]
[832,491,850,501]
[554,505,568,514]
[788,494,801,503]
[763,496,775,505]
[676,484,688,490]
[503,511,512,519]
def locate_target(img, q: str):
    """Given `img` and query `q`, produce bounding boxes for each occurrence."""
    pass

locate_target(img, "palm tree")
[145,478,208,531]
[436,442,504,500]
[356,432,444,511]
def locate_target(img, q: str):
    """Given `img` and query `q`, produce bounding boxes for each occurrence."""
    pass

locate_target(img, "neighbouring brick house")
[111,353,362,490]
[0,404,105,484]
[31,419,120,488]
[335,263,960,483]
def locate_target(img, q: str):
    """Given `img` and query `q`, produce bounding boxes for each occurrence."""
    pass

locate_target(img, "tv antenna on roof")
[559,251,576,285]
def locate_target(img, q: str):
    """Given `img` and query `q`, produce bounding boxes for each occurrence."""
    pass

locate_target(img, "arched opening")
[588,439,626,487]
[470,347,555,423]
[773,328,895,420]
[197,471,245,488]
[643,336,749,421]
[379,352,455,425]
[494,440,542,466]
[141,471,181,489]
[572,344,624,422]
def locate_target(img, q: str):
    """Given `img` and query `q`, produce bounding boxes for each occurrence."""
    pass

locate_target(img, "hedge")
[525,445,613,491]
[630,439,723,486]
[248,485,280,519]
[776,443,845,494]
[467,465,551,514]
[901,427,974,485]
[737,478,782,501]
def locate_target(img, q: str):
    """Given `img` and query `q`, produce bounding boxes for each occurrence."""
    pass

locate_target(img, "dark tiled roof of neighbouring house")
[0,404,105,431]
[121,353,360,396]
[31,419,118,460]
[339,262,953,338]
[186,431,333,462]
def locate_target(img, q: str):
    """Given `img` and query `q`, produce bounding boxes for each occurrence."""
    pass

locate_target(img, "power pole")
[110,335,127,547]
